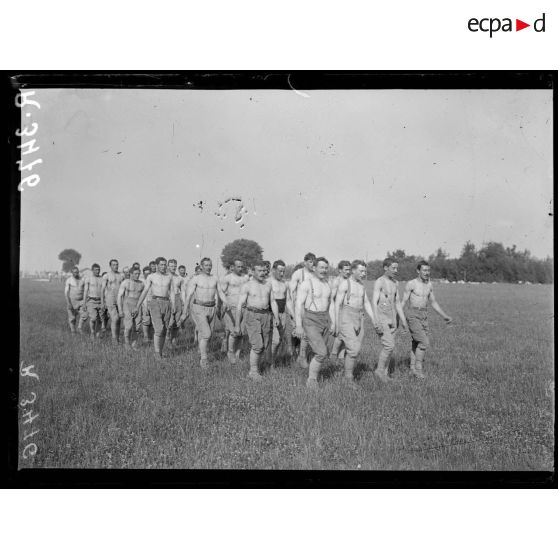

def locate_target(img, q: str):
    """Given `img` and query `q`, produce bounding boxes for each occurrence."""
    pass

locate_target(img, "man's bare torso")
[192,274,218,303]
[86,275,103,298]
[407,278,432,308]
[245,280,272,310]
[223,273,248,306]
[148,272,173,298]
[303,276,331,312]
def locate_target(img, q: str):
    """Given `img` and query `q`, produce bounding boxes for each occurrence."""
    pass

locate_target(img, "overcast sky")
[20,88,552,274]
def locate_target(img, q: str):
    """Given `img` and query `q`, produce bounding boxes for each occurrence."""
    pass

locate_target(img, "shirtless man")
[219,259,249,363]
[371,259,408,382]
[269,260,294,368]
[402,260,452,379]
[180,257,219,369]
[294,257,336,389]
[330,260,352,360]
[140,265,153,344]
[166,259,184,347]
[83,263,104,339]
[334,260,378,386]
[64,266,87,334]
[235,262,279,381]
[117,267,144,349]
[135,257,175,358]
[289,252,316,368]
[101,259,124,344]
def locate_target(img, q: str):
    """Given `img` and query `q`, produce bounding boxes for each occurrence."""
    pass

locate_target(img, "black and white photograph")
[11,73,554,477]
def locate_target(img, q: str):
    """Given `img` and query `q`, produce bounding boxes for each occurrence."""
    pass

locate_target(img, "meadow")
[18,279,554,470]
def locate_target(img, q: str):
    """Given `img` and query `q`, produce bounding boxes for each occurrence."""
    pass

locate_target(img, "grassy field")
[18,279,554,470]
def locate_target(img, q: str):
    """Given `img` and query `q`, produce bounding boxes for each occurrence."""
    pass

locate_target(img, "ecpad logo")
[468,13,546,37]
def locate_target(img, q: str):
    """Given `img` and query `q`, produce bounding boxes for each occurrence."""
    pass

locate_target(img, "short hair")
[142,266,150,273]
[416,260,430,271]
[149,260,156,266]
[131,267,140,275]
[253,261,266,269]
[272,259,286,269]
[168,259,177,265]
[92,263,100,270]
[383,258,396,268]
[178,265,186,271]
[122,266,130,273]
[200,257,211,265]
[304,252,316,263]
[337,260,351,270]
[71,265,79,272]
[109,259,118,266]
[155,257,167,265]
[351,259,366,269]
[233,259,244,265]
[132,262,140,269]
[315,256,329,266]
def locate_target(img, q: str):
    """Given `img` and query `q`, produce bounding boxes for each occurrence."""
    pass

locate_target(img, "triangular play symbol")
[516,19,530,31]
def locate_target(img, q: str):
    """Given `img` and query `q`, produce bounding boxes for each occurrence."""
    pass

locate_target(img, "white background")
[4,0,555,555]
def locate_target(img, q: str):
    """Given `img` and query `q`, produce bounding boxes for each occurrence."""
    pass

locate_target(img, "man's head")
[149,261,157,273]
[168,259,177,274]
[272,259,286,280]
[178,265,186,277]
[351,259,367,282]
[92,263,101,276]
[142,266,150,279]
[71,266,80,278]
[122,266,130,279]
[416,260,431,281]
[338,260,351,279]
[109,259,119,272]
[303,252,316,272]
[232,259,244,276]
[132,262,141,271]
[131,268,141,281]
[262,260,271,278]
[382,258,398,279]
[155,257,167,274]
[314,256,329,279]
[252,262,267,282]
[200,257,212,275]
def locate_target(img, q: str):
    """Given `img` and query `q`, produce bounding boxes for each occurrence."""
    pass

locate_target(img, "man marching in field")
[180,257,219,369]
[294,256,336,390]
[101,259,124,345]
[402,260,452,379]
[140,265,154,344]
[289,252,316,368]
[83,263,104,339]
[330,260,352,361]
[117,267,145,349]
[269,259,294,368]
[166,259,184,348]
[219,259,249,363]
[371,259,408,382]
[64,265,87,334]
[334,260,378,386]
[234,262,280,381]
[135,257,175,358]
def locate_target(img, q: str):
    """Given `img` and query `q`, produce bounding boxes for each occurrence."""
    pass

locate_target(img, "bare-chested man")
[371,258,408,382]
[101,259,124,344]
[289,252,316,368]
[330,260,351,360]
[64,266,87,334]
[334,260,378,386]
[180,257,219,369]
[83,263,104,339]
[219,259,249,363]
[166,259,184,347]
[117,267,144,349]
[294,257,336,390]
[402,260,452,379]
[135,257,175,358]
[140,265,153,344]
[269,259,294,368]
[235,262,279,381]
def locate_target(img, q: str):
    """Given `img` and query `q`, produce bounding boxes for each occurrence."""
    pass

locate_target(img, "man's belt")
[87,296,101,301]
[152,296,169,300]
[194,300,216,307]
[246,306,270,314]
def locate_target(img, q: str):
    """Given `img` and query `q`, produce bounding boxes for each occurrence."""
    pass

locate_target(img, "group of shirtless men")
[64,253,452,389]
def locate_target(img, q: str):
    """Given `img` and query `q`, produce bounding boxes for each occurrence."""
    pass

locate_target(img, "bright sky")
[20,88,553,274]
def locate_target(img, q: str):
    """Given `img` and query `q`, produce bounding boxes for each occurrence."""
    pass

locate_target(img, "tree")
[220,238,264,270]
[58,248,82,273]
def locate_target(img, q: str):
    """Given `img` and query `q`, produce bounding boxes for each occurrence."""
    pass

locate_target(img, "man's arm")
[394,287,408,330]
[100,275,108,307]
[83,278,90,304]
[429,288,452,323]
[135,276,152,311]
[117,280,128,317]
[401,280,412,309]
[270,287,279,324]
[286,286,295,319]
[288,270,301,302]
[234,283,249,334]
[64,280,72,307]
[218,275,229,308]
[371,277,382,324]
[363,292,378,327]
[180,277,196,321]
[294,281,309,336]
[334,280,348,335]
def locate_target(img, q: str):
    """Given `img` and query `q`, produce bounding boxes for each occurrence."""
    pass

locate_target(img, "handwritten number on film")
[16,90,42,191]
